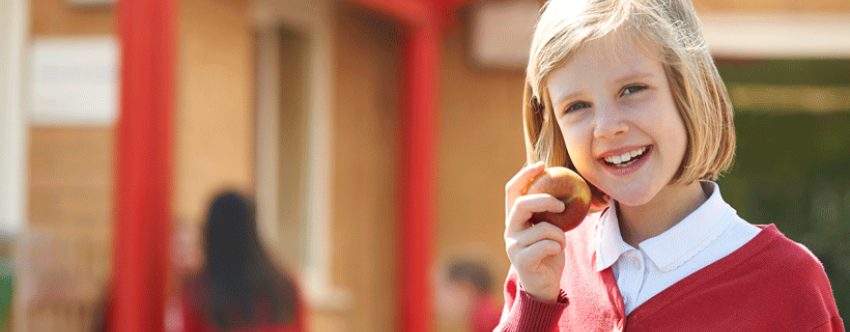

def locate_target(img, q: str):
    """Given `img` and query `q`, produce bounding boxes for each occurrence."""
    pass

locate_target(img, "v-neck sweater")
[496,216,844,331]
[594,181,761,315]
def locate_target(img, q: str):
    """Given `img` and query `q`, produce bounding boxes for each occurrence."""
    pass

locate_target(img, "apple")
[523,166,591,232]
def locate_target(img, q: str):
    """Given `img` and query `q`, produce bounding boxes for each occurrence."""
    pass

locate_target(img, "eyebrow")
[613,71,655,87]
[551,71,657,108]
[551,90,585,110]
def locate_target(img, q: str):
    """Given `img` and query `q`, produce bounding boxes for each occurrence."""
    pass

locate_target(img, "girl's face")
[546,32,688,207]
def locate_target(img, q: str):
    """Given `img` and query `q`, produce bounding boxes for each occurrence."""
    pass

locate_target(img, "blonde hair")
[523,0,736,209]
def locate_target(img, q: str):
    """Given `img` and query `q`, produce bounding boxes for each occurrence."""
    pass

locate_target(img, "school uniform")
[497,181,844,331]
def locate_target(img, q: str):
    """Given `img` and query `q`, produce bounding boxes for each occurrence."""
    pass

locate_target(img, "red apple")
[523,166,591,232]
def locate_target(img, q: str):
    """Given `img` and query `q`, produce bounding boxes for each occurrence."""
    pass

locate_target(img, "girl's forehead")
[567,34,658,73]
[579,30,661,67]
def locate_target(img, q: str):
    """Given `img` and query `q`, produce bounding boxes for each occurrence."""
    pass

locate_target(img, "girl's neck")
[616,181,709,248]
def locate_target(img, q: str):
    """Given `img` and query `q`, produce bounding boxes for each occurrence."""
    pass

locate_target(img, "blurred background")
[0,0,847,331]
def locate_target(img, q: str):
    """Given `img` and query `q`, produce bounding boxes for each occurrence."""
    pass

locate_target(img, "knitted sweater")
[497,216,844,331]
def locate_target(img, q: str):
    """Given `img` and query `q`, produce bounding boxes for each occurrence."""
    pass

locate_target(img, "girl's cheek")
[562,122,592,157]
[565,141,594,180]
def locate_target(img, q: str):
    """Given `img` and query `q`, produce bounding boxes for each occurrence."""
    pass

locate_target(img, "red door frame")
[112,0,176,331]
[342,0,439,331]
[303,0,486,330]
[344,0,483,330]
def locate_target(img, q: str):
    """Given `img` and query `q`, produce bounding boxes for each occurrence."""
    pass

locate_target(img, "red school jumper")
[497,214,845,331]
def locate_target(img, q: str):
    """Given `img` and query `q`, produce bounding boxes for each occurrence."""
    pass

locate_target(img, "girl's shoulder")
[749,225,830,279]
[721,224,834,303]
[721,225,841,328]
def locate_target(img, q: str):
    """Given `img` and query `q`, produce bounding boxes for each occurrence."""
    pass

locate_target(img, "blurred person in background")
[173,219,204,281]
[435,258,501,332]
[164,218,204,331]
[93,219,202,332]
[178,191,305,332]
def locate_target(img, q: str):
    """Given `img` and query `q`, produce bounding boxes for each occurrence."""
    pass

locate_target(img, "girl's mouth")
[602,145,650,168]
[599,145,653,176]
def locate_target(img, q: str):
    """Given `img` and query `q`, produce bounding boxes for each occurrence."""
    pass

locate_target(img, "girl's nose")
[593,108,629,139]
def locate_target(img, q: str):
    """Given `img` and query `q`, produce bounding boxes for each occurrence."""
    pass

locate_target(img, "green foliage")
[0,258,12,332]
[716,59,850,86]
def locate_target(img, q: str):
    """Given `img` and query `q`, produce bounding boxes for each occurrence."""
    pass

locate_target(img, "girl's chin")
[605,188,656,208]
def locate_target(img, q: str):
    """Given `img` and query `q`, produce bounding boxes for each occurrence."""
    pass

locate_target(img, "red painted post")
[348,0,429,25]
[400,15,440,332]
[112,0,175,330]
[324,1,450,330]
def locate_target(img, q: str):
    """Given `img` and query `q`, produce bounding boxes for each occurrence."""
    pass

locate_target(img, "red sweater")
[497,217,844,331]
[472,295,503,332]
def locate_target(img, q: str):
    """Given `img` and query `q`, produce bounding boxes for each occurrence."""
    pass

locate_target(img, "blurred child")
[499,0,843,330]
[164,219,203,332]
[179,191,304,332]
[95,220,201,332]
[436,259,501,332]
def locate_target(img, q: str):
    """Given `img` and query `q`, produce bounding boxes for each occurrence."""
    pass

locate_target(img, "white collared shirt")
[595,181,761,315]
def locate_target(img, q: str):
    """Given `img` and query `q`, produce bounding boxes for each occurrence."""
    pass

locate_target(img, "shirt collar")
[595,181,735,272]
[595,202,634,271]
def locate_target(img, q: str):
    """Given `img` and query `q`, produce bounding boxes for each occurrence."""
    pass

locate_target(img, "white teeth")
[604,147,646,165]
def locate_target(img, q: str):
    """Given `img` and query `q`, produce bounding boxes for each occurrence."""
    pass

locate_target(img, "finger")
[513,222,567,249]
[505,222,566,259]
[505,161,545,212]
[505,194,565,234]
[513,239,563,269]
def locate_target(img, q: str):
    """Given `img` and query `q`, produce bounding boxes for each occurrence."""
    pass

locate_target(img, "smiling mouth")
[602,146,650,168]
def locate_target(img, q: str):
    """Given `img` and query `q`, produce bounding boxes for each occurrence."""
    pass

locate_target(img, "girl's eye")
[565,102,590,114]
[622,85,645,96]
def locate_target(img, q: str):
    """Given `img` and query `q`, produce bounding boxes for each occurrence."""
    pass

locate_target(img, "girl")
[179,191,305,332]
[498,0,843,331]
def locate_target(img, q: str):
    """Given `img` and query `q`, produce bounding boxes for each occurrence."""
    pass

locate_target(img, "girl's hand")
[504,161,567,302]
